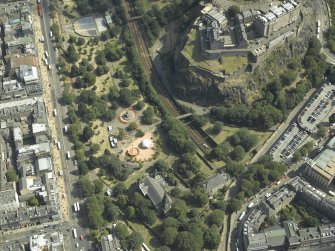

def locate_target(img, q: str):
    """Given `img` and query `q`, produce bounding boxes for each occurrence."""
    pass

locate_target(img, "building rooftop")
[30,231,63,251]
[32,123,46,134]
[309,148,335,181]
[13,127,22,142]
[282,2,295,12]
[139,175,172,213]
[266,186,295,209]
[247,232,268,250]
[36,157,52,172]
[264,12,276,22]
[263,225,286,248]
[101,233,123,251]
[0,183,19,212]
[270,6,286,17]
[19,65,39,84]
[18,176,42,195]
[206,8,226,24]
[242,9,253,19]
[10,55,37,69]
[203,172,229,194]
[283,221,300,246]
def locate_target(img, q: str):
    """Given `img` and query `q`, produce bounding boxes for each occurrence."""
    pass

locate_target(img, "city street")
[32,0,91,250]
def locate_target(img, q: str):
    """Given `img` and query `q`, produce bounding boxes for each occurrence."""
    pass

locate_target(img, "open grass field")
[204,122,272,163]
[195,154,216,176]
[203,123,239,144]
[141,0,170,11]
[128,221,161,248]
[181,28,248,75]
[203,123,272,146]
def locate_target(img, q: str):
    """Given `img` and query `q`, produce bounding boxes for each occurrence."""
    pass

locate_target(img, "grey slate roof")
[203,172,229,194]
[139,175,172,213]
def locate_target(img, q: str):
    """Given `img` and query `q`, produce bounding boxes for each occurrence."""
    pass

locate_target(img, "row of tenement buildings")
[242,177,335,251]
[0,0,60,236]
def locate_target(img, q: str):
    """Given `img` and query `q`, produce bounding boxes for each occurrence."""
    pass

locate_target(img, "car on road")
[80,235,84,240]
[75,243,79,248]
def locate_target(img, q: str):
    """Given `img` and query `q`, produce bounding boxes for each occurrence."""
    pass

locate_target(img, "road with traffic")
[38,0,91,250]
[317,0,335,65]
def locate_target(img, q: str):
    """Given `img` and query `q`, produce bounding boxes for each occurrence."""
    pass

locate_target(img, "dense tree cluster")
[84,194,124,230]
[293,141,314,162]
[241,156,287,197]
[209,121,223,135]
[77,90,115,122]
[75,0,109,15]
[209,128,258,166]
[229,128,259,151]
[128,192,157,225]
[5,169,18,182]
[118,88,139,107]
[211,103,283,129]
[302,37,328,87]
[162,116,196,154]
[211,37,328,131]
[326,0,335,54]
[176,153,201,179]
[87,150,130,181]
[191,114,208,127]
[279,200,320,228]
[141,107,155,124]
[158,214,222,250]
[65,45,80,63]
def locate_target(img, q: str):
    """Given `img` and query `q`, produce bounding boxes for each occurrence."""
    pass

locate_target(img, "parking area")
[270,123,308,161]
[269,83,335,163]
[298,83,335,133]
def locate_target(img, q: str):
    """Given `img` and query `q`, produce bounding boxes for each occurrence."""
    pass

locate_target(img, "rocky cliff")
[172,21,314,106]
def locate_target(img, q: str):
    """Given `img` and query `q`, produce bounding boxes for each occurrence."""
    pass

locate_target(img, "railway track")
[124,0,212,155]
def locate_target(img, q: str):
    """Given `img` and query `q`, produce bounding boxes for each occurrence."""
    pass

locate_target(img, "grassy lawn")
[204,122,273,164]
[141,0,170,11]
[123,164,151,188]
[195,154,216,177]
[203,123,239,144]
[90,119,113,157]
[181,28,248,75]
[204,123,272,146]
[128,221,161,248]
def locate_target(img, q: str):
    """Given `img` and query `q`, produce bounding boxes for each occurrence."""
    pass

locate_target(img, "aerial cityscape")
[1,0,335,250]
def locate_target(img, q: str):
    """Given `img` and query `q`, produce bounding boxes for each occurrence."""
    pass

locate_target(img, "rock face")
[172,24,313,106]
[172,59,255,105]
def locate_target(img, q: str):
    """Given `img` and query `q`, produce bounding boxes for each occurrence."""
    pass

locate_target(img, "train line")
[124,0,212,155]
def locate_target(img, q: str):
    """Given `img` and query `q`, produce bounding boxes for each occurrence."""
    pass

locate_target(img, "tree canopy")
[5,169,18,182]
